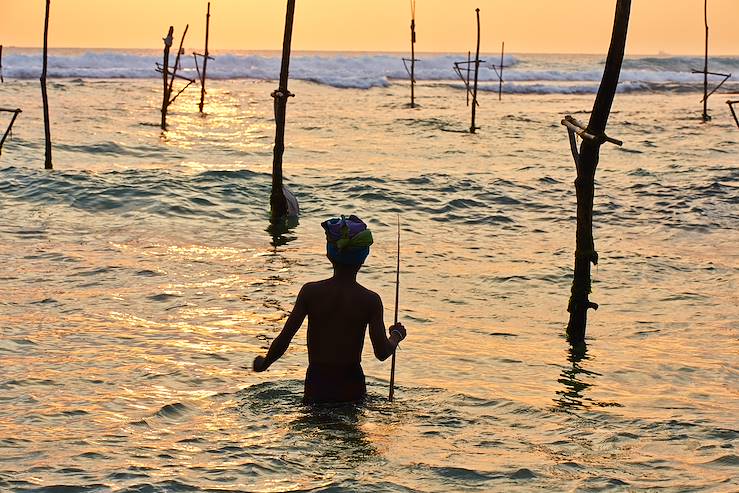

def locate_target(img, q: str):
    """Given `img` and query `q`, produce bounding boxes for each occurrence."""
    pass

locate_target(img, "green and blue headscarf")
[321,215,373,265]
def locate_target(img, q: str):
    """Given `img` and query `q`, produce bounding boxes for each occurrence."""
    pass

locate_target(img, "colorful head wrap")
[321,215,374,265]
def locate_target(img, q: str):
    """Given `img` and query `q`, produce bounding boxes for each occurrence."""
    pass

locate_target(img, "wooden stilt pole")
[470,8,481,134]
[563,0,631,346]
[199,2,211,113]
[161,26,173,130]
[270,0,296,221]
[498,42,505,101]
[702,0,710,121]
[41,0,52,169]
[0,45,4,84]
[410,0,416,108]
[0,109,22,156]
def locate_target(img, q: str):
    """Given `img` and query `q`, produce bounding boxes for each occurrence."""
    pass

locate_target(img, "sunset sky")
[1,0,737,55]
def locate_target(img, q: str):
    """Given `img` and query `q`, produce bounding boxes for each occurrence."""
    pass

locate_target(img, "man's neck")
[332,266,358,282]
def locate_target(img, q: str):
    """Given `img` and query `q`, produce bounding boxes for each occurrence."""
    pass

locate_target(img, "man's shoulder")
[355,283,382,304]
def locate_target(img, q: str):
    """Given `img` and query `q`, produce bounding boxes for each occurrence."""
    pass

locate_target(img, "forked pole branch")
[157,25,196,130]
[560,0,631,346]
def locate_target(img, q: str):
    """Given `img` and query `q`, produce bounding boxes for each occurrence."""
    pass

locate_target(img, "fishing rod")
[389,216,401,401]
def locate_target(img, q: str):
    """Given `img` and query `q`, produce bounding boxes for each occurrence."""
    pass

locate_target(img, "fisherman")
[253,215,407,404]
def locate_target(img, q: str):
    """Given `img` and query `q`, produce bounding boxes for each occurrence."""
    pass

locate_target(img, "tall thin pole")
[389,217,401,401]
[41,0,52,169]
[199,2,211,113]
[0,45,4,83]
[470,8,481,134]
[498,42,505,101]
[566,0,631,345]
[702,0,709,121]
[410,0,416,108]
[160,26,173,130]
[270,0,296,220]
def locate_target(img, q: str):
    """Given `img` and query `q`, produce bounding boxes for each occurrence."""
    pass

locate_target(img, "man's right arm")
[368,292,406,361]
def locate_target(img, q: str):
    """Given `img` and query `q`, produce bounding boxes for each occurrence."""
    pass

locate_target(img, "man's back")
[302,277,380,366]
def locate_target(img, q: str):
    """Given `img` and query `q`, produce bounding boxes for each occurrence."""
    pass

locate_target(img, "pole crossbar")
[561,115,623,147]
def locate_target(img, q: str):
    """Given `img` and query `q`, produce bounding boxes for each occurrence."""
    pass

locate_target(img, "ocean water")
[0,50,738,492]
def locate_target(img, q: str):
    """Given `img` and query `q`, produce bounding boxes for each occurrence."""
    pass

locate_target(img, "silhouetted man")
[253,215,407,403]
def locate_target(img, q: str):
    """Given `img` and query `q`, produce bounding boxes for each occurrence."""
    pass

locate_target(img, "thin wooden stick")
[41,0,52,169]
[270,0,297,220]
[467,50,471,106]
[470,8,481,134]
[199,2,211,113]
[168,25,189,98]
[0,45,4,84]
[389,216,401,402]
[498,42,505,101]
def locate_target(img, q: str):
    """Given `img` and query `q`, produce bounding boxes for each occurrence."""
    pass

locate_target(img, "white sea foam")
[3,50,738,93]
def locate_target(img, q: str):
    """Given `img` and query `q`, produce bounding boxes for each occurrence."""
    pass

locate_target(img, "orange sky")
[1,0,737,55]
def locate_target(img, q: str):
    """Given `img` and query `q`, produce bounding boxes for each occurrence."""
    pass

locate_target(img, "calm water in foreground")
[1,53,738,492]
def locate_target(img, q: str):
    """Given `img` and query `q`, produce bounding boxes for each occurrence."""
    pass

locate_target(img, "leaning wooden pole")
[0,109,22,156]
[270,0,296,220]
[0,45,4,83]
[199,2,211,113]
[566,0,632,345]
[160,26,173,130]
[702,0,710,121]
[728,100,739,129]
[470,8,481,134]
[41,0,53,169]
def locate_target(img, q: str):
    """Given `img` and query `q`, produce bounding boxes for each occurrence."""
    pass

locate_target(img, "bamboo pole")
[270,0,296,220]
[564,0,632,346]
[470,8,481,134]
[0,109,22,156]
[161,26,173,130]
[702,0,710,121]
[41,0,52,169]
[199,2,211,113]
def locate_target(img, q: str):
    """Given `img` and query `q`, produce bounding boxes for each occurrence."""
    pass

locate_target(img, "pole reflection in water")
[554,346,623,411]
